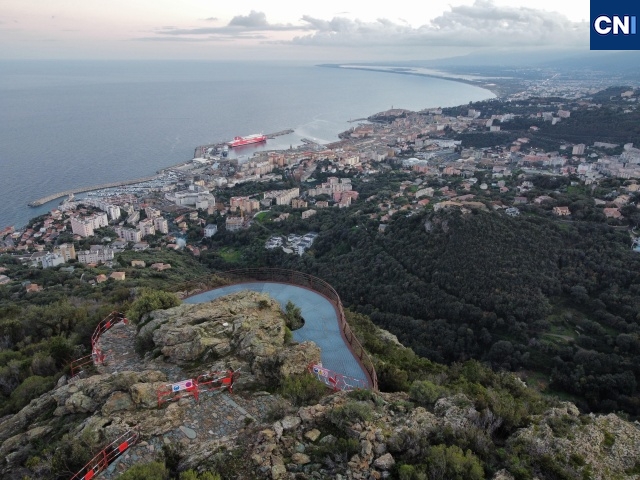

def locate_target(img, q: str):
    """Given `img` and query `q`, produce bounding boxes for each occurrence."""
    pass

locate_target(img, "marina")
[27,175,161,207]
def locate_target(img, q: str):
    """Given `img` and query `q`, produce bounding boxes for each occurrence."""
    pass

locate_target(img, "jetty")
[194,129,294,158]
[28,175,160,207]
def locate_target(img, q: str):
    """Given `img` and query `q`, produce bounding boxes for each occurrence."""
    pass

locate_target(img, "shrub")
[30,352,57,377]
[424,444,484,480]
[48,336,73,367]
[162,443,183,475]
[265,396,292,422]
[347,389,377,402]
[10,375,54,411]
[409,380,446,407]
[180,470,222,480]
[283,326,293,344]
[51,429,99,478]
[119,461,169,480]
[278,373,328,406]
[327,401,373,430]
[127,289,181,326]
[284,301,304,331]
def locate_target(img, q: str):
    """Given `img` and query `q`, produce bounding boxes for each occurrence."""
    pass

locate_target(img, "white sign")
[312,365,329,378]
[171,379,194,392]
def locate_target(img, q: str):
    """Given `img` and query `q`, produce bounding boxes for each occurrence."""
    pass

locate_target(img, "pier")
[266,129,294,138]
[194,129,294,158]
[300,138,321,145]
[28,175,160,207]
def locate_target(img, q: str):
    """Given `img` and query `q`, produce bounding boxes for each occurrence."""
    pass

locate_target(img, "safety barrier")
[185,268,378,391]
[69,354,94,378]
[69,429,139,480]
[308,363,368,392]
[157,378,199,407]
[69,311,128,378]
[197,369,239,395]
[157,369,238,408]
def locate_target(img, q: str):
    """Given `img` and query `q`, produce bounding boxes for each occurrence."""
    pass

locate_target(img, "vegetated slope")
[276,210,640,416]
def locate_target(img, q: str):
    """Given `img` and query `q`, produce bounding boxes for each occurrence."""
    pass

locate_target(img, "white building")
[77,246,114,265]
[204,224,218,238]
[114,226,143,243]
[53,243,76,262]
[106,205,121,221]
[31,252,65,269]
[138,219,155,237]
[153,217,168,234]
[145,207,162,219]
[70,217,94,238]
[165,187,214,207]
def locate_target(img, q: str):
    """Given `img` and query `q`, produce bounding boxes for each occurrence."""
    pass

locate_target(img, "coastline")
[7,63,496,229]
[318,63,505,99]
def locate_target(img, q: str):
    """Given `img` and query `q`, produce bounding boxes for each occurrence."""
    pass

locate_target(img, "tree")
[127,289,181,324]
[284,300,304,330]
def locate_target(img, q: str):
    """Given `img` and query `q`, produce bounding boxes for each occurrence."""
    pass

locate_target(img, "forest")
[0,249,209,416]
[199,206,640,417]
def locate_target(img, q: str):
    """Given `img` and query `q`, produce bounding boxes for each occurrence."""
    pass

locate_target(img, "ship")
[228,133,267,148]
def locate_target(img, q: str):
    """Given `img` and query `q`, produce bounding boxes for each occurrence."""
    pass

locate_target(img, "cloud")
[228,10,269,28]
[291,0,587,48]
[134,33,268,42]
[203,17,218,22]
[131,37,232,43]
[147,10,308,41]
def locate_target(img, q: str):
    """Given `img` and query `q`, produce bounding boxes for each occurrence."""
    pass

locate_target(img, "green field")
[218,247,242,263]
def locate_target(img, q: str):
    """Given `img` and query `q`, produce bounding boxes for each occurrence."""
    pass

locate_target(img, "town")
[3,84,640,291]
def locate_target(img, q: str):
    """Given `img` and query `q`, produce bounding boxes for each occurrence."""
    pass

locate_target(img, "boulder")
[101,391,135,415]
[291,452,311,465]
[64,392,97,414]
[304,429,321,442]
[373,453,395,471]
[130,381,167,409]
[280,416,301,431]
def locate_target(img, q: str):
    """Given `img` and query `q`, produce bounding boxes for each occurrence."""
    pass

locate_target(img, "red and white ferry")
[228,133,267,148]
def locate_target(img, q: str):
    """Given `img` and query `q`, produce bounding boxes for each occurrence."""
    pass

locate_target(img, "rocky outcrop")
[239,389,640,480]
[51,370,167,416]
[5,289,640,480]
[245,391,403,479]
[141,291,320,388]
[0,291,323,477]
[510,403,640,479]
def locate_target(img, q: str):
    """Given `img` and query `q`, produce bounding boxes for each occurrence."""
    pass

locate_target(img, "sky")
[1,0,590,61]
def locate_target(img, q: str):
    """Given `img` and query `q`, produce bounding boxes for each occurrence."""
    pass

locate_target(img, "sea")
[0,61,494,229]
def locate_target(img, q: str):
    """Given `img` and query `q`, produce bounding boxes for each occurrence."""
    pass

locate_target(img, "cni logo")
[593,15,636,35]
[591,0,640,49]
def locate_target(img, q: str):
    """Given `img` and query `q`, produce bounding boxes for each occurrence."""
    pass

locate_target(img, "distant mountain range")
[332,49,640,74]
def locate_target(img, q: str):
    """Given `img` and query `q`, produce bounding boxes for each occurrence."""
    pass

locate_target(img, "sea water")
[0,60,493,228]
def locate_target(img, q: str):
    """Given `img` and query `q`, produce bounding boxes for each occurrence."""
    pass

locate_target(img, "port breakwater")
[193,129,294,158]
[31,129,296,207]
[28,175,160,207]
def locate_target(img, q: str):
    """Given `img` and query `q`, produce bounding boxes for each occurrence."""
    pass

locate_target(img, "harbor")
[192,129,294,158]
[27,175,161,207]
[29,129,298,208]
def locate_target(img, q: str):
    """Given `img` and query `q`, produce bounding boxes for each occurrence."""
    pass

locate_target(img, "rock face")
[141,291,320,387]
[0,291,322,477]
[242,390,640,480]
[4,289,640,480]
[510,403,640,479]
